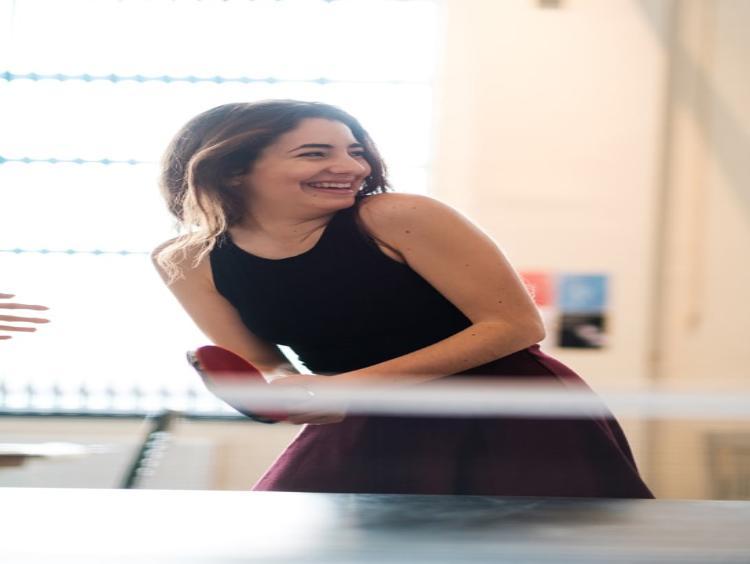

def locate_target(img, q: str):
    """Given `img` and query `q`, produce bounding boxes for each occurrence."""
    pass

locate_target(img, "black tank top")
[210,202,471,374]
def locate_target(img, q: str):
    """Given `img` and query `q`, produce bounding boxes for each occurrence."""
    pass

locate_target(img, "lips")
[303,181,359,196]
[306,182,354,189]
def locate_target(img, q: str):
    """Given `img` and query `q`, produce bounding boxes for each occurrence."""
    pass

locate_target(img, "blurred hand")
[0,292,50,340]
[270,373,346,425]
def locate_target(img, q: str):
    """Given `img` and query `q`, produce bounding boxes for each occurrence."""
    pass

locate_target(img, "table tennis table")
[2,488,748,563]
[0,442,100,468]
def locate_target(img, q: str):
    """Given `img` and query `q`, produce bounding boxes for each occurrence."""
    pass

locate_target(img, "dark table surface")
[2,488,749,563]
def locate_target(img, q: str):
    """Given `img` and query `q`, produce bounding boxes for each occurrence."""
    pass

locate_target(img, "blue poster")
[558,274,608,313]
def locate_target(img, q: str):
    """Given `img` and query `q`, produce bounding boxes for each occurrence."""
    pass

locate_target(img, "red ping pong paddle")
[187,345,288,424]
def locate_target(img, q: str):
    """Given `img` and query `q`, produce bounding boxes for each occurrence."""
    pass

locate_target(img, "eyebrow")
[287,143,364,153]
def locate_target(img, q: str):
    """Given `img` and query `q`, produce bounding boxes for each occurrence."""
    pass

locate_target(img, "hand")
[0,293,50,340]
[270,373,347,425]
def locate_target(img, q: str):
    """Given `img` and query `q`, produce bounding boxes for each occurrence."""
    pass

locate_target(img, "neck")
[231,206,335,245]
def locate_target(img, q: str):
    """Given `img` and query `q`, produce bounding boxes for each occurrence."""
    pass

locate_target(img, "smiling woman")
[287,138,368,196]
[151,99,654,498]
[233,119,371,210]
[224,119,372,258]
[155,101,389,281]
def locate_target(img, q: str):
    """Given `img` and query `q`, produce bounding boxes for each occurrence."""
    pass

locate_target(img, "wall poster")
[520,272,610,349]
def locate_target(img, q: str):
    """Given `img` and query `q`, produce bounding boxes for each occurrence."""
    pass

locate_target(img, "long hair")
[155,99,390,281]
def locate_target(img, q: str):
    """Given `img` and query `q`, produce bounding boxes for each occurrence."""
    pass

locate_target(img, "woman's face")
[238,117,372,215]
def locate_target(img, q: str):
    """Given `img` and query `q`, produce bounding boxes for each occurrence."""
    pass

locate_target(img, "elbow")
[529,321,546,345]
[519,316,546,347]
[482,317,546,348]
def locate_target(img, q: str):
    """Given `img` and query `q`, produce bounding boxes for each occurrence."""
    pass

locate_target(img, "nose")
[327,153,370,175]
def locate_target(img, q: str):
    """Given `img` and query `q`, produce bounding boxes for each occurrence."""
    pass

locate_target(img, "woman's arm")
[151,244,296,380]
[332,193,545,387]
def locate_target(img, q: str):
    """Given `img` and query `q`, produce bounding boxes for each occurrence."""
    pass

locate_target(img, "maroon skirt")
[252,346,653,498]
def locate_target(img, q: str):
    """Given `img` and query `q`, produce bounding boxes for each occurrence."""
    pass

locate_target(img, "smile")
[306,182,354,189]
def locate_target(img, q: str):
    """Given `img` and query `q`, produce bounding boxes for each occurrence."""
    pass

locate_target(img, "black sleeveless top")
[210,203,471,374]
[211,204,656,499]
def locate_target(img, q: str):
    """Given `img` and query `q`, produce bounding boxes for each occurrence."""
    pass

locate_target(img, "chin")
[319,198,357,212]
[306,193,357,210]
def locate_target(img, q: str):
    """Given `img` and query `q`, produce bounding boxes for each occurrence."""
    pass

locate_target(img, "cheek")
[289,163,322,181]
[260,169,306,187]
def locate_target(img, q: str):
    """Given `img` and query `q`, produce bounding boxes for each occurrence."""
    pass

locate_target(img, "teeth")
[308,182,353,189]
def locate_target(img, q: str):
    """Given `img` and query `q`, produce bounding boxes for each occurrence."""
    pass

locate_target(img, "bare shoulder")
[151,237,212,287]
[359,193,476,240]
[357,193,459,232]
[150,237,177,265]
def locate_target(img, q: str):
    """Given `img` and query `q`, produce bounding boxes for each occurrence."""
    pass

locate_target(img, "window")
[0,0,439,416]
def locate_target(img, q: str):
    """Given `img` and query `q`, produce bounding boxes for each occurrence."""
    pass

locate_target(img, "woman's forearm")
[331,319,545,388]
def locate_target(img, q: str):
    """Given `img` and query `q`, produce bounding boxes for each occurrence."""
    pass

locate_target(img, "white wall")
[432,0,671,390]
[648,0,750,498]
[657,0,750,388]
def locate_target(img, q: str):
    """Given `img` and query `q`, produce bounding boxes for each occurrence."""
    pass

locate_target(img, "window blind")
[0,0,439,416]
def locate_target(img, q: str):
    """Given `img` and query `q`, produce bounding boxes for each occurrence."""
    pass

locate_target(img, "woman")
[153,100,653,498]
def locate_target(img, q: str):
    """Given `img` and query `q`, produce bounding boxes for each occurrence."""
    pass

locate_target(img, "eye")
[350,151,367,158]
[298,151,326,158]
